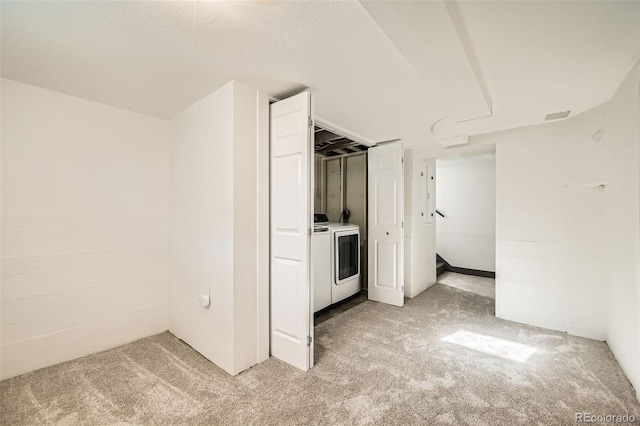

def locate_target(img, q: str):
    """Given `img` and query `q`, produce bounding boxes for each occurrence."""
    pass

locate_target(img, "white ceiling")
[2,1,638,152]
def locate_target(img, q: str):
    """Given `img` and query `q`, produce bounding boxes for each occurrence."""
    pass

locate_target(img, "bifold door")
[368,142,404,307]
[270,91,314,371]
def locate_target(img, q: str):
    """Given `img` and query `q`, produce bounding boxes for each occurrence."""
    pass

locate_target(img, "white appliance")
[313,219,361,313]
[327,223,361,304]
[312,225,332,312]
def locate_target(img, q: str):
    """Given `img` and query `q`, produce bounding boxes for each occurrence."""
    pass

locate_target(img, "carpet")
[1,282,638,425]
[437,271,496,299]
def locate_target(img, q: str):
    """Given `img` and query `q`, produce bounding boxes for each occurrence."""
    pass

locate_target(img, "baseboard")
[447,266,495,279]
[436,254,495,279]
[567,327,606,341]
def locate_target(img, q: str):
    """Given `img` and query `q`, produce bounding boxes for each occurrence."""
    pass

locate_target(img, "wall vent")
[544,111,570,121]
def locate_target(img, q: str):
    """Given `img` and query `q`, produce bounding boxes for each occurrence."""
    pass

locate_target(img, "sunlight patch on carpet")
[441,330,537,363]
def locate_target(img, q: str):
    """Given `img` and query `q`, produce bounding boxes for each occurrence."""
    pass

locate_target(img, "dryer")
[326,223,361,304]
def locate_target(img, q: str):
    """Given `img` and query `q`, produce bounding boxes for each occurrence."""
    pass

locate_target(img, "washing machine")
[326,223,361,304]
[312,216,361,312]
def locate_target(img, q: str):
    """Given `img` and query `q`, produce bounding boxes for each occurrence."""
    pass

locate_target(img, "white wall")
[325,157,342,222]
[345,154,367,237]
[479,64,639,393]
[256,92,270,365]
[404,151,437,298]
[603,65,640,396]
[169,81,266,376]
[314,155,322,212]
[1,79,170,379]
[492,104,610,339]
[232,83,261,372]
[436,155,496,272]
[169,82,234,374]
[345,154,368,290]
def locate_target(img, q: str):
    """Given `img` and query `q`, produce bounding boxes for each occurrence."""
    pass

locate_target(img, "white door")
[270,91,314,371]
[368,142,404,307]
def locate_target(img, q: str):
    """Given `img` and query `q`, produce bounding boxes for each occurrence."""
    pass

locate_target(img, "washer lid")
[326,223,360,232]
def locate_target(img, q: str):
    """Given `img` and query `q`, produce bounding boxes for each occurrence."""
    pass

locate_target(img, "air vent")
[544,111,570,121]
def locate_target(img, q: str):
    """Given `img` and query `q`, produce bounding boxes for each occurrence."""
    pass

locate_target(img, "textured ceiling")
[453,0,640,137]
[1,1,638,152]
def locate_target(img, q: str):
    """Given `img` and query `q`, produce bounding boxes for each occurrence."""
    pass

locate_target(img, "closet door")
[270,91,314,370]
[368,142,404,307]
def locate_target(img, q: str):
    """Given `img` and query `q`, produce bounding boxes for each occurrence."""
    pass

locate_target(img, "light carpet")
[438,272,496,299]
[1,283,639,425]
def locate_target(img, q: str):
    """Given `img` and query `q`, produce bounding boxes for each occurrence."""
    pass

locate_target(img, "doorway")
[311,127,369,354]
[269,91,406,372]
[434,153,496,278]
[314,126,370,296]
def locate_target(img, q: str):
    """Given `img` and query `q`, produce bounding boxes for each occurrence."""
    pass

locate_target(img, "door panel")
[377,152,398,169]
[375,241,398,289]
[270,91,313,371]
[368,143,404,307]
[273,154,302,232]
[376,179,398,225]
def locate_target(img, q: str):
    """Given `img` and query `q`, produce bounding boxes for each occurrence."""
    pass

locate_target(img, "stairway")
[435,254,496,279]
[436,254,447,276]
